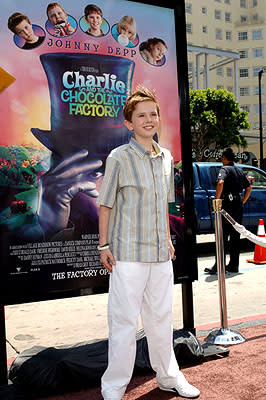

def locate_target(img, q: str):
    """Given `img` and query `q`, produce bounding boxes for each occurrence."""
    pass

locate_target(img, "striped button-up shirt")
[97,137,175,262]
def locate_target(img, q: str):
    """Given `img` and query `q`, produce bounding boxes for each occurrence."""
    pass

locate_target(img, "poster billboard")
[0,0,197,304]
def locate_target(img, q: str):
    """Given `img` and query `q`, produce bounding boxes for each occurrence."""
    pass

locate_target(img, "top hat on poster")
[31,53,135,159]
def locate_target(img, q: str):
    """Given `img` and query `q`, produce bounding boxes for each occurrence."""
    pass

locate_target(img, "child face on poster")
[86,12,103,34]
[150,41,167,63]
[14,19,37,43]
[119,22,134,40]
[84,4,104,36]
[47,4,68,26]
[117,16,136,45]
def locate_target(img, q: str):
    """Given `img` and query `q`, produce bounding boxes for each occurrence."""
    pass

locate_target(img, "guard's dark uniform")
[218,162,250,270]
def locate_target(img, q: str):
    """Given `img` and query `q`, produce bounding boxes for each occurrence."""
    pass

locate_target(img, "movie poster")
[0,0,186,304]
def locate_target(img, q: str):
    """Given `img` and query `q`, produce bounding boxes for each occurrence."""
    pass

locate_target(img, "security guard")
[205,148,252,274]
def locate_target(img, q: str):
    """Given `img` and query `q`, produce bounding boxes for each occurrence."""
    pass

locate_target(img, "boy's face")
[48,6,68,26]
[119,23,133,39]
[124,101,159,141]
[15,20,35,42]
[150,42,167,61]
[86,12,103,30]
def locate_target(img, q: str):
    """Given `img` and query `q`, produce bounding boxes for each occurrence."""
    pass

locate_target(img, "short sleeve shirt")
[217,162,250,195]
[97,137,175,262]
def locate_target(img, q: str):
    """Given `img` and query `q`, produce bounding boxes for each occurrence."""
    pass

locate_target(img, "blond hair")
[123,86,160,122]
[117,16,136,41]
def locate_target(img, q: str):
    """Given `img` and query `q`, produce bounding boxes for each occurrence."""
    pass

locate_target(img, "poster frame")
[0,0,197,307]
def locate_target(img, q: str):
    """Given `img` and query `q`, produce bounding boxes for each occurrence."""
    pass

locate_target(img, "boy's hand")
[100,249,116,272]
[169,238,175,260]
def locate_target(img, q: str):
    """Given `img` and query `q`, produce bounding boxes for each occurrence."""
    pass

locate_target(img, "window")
[217,67,223,76]
[215,10,221,19]
[202,7,207,14]
[253,67,262,77]
[238,31,248,40]
[240,0,247,7]
[239,87,249,96]
[186,23,192,34]
[215,0,221,2]
[217,85,224,89]
[216,29,222,39]
[225,0,231,4]
[185,3,192,14]
[241,105,250,112]
[253,48,264,58]
[252,14,258,21]
[239,49,249,58]
[254,104,265,114]
[253,85,264,95]
[240,15,248,23]
[227,86,233,92]
[227,67,233,77]
[188,62,193,73]
[202,26,207,33]
[226,31,232,40]
[252,30,263,40]
[225,12,231,22]
[239,68,249,77]
[243,168,266,189]
[252,0,258,6]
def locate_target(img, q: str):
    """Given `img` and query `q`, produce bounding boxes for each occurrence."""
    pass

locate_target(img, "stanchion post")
[0,304,8,385]
[204,199,245,345]
[214,199,228,330]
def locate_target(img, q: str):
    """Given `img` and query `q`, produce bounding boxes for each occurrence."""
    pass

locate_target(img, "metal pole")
[204,53,209,89]
[234,59,239,102]
[214,200,228,330]
[0,305,8,385]
[192,63,196,90]
[259,69,264,170]
[196,53,201,89]
[204,200,245,345]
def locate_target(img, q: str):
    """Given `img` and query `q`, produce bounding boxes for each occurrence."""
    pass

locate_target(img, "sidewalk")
[5,236,266,361]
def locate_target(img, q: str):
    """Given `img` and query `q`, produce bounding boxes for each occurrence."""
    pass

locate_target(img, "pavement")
[4,234,266,363]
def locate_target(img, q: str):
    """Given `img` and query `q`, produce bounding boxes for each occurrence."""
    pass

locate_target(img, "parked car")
[193,162,266,234]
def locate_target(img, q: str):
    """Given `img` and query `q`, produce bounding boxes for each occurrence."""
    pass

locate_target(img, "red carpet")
[34,324,266,400]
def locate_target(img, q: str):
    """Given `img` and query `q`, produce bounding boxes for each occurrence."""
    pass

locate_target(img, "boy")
[84,4,104,37]
[97,87,200,399]
[8,12,44,49]
[46,3,75,37]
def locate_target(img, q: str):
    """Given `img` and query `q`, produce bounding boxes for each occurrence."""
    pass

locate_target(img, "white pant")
[101,260,179,400]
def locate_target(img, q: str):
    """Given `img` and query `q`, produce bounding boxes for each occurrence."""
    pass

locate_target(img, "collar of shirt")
[129,137,164,159]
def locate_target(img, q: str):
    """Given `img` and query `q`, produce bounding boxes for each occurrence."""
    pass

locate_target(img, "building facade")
[185,0,266,164]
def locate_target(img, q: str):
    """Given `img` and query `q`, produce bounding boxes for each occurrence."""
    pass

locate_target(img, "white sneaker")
[158,371,200,398]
